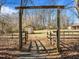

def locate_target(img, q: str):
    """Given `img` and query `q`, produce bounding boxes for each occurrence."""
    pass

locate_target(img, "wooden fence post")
[50,31,52,44]
[24,31,28,44]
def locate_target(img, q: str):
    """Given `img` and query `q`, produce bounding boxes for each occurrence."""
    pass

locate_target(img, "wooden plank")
[15,5,64,9]
[50,36,79,39]
[34,41,40,53]
[53,30,79,32]
[38,40,48,53]
[48,33,79,36]
[27,41,32,52]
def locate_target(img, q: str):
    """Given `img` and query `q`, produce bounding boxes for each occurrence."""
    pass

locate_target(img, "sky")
[0,0,79,24]
[3,0,74,7]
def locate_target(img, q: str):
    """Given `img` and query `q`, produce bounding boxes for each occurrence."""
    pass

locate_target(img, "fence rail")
[47,30,79,40]
[0,31,28,49]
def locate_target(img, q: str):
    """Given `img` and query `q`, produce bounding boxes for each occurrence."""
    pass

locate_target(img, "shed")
[24,25,34,34]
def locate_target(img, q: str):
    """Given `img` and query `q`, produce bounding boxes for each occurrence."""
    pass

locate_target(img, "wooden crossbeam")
[15,5,64,9]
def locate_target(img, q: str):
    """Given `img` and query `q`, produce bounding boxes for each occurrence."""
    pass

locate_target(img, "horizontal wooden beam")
[15,5,64,9]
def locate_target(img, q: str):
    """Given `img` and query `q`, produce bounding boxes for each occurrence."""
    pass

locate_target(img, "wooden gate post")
[57,9,61,52]
[19,0,23,50]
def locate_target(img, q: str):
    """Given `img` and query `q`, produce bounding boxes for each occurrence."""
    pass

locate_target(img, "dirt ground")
[0,31,79,59]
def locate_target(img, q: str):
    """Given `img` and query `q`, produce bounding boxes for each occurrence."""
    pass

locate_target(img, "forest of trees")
[22,9,72,30]
[0,9,73,33]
